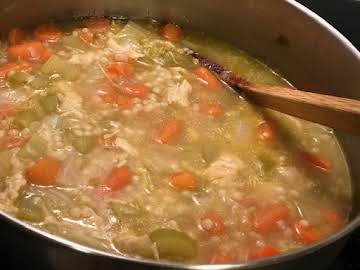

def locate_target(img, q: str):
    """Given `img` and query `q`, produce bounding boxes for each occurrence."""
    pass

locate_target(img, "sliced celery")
[14,110,40,128]
[136,167,154,192]
[149,229,197,261]
[16,194,45,223]
[41,55,80,81]
[0,151,12,178]
[18,134,47,159]
[62,35,88,51]
[39,94,58,113]
[120,21,151,40]
[8,71,31,87]
[30,75,49,89]
[65,130,96,154]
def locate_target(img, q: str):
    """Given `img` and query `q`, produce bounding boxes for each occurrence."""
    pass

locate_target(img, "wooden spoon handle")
[241,84,360,135]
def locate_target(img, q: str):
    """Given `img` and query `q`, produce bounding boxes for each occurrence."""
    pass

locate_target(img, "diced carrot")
[169,171,197,190]
[97,133,117,148]
[210,253,234,264]
[0,61,32,80]
[153,119,184,144]
[121,83,149,98]
[0,103,17,118]
[106,63,135,78]
[104,166,133,191]
[100,84,118,104]
[8,28,26,46]
[116,94,134,110]
[78,31,94,45]
[199,213,225,235]
[200,102,224,118]
[1,135,29,150]
[257,121,276,144]
[253,205,290,234]
[34,24,62,43]
[86,18,111,33]
[299,151,333,172]
[8,41,50,63]
[161,23,183,43]
[324,209,344,229]
[247,246,280,260]
[293,221,322,244]
[193,66,220,91]
[26,157,61,186]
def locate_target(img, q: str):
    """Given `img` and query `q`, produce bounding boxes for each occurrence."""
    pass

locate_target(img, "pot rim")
[1,0,360,269]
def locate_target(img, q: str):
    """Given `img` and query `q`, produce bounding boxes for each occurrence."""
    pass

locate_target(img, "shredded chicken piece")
[167,79,192,107]
[203,154,244,182]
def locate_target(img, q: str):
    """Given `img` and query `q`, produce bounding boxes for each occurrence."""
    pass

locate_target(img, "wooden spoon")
[191,52,360,135]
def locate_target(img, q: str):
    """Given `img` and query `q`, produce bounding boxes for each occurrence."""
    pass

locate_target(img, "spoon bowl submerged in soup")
[0,18,352,264]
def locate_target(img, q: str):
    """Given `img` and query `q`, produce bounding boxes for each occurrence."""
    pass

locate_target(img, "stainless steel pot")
[0,1,359,269]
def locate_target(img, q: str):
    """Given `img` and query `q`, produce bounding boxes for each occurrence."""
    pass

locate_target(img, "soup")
[0,18,352,264]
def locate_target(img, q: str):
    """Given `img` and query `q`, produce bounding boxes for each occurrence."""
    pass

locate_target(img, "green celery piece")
[30,75,49,89]
[39,94,58,113]
[258,151,278,174]
[65,130,96,154]
[18,134,47,159]
[120,21,151,40]
[16,194,45,223]
[0,151,12,178]
[8,71,31,87]
[41,55,80,81]
[63,35,88,51]
[14,109,40,128]
[149,229,197,261]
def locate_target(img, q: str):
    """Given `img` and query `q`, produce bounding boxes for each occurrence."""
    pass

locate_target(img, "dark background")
[2,1,360,269]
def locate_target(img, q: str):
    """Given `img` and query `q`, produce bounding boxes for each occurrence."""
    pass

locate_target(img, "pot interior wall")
[0,0,359,217]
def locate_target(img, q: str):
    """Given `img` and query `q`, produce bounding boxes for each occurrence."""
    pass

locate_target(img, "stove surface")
[2,1,360,269]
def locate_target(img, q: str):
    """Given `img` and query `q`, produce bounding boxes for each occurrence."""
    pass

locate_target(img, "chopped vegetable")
[106,63,135,77]
[0,103,17,118]
[199,213,225,235]
[253,205,290,234]
[95,166,133,196]
[8,71,31,86]
[29,74,49,88]
[324,210,344,229]
[86,18,111,32]
[18,134,47,159]
[0,135,29,150]
[62,35,89,50]
[257,121,276,144]
[299,151,333,172]
[247,246,279,260]
[293,221,322,244]
[16,194,45,223]
[65,129,97,154]
[161,23,183,43]
[14,109,41,128]
[0,60,32,80]
[149,228,197,261]
[0,151,12,178]
[8,28,26,46]
[121,83,149,98]
[41,55,80,81]
[200,102,224,118]
[210,253,234,264]
[38,94,58,113]
[34,24,62,43]
[153,119,184,144]
[169,171,197,190]
[116,94,134,110]
[8,41,50,63]
[137,167,154,192]
[26,157,61,186]
[193,66,220,91]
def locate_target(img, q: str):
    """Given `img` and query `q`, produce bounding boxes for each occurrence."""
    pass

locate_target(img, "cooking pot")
[0,1,359,269]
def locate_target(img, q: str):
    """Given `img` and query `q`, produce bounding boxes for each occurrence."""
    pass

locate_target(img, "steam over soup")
[0,18,352,264]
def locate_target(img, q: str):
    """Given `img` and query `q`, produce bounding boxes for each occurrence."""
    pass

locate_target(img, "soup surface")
[0,18,352,264]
